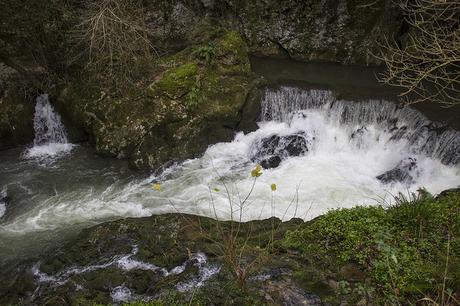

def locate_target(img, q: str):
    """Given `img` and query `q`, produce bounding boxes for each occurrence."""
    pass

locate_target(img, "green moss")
[283,191,460,303]
[155,63,198,99]
[284,206,390,265]
[214,31,250,74]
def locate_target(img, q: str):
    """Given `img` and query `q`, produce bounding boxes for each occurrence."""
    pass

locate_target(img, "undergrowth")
[283,190,460,305]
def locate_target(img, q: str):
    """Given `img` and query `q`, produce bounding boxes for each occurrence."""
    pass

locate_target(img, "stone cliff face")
[235,0,401,64]
[143,0,402,65]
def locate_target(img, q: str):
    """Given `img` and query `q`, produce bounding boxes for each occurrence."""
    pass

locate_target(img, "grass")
[282,190,460,305]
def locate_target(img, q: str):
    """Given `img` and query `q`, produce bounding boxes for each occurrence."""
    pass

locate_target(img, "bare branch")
[73,0,157,88]
[376,0,460,107]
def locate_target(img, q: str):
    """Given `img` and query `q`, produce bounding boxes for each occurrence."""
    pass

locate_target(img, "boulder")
[251,133,310,169]
[56,31,265,170]
[376,157,417,185]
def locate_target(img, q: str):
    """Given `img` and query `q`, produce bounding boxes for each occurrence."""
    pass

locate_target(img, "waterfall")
[24,94,74,161]
[261,87,460,166]
[32,94,69,145]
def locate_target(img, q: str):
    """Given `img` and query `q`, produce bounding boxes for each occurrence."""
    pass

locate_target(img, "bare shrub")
[74,0,156,86]
[378,0,460,107]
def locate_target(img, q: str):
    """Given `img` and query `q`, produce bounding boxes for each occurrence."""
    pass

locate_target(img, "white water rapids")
[0,88,459,247]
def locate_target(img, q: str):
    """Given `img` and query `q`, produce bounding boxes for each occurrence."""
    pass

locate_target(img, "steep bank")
[221,0,401,64]
[143,0,402,65]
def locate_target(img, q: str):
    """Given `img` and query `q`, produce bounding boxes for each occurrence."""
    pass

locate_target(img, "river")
[1,62,459,269]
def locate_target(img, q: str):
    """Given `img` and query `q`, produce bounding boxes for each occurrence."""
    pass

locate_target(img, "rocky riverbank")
[1,189,458,305]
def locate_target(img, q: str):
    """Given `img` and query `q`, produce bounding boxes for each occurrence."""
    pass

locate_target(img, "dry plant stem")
[441,232,450,305]
[168,160,297,291]
[74,0,155,86]
[417,231,457,306]
[271,191,274,250]
[377,0,460,107]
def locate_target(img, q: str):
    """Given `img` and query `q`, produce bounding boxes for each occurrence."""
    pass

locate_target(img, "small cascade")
[24,94,74,161]
[261,87,460,166]
[32,94,69,145]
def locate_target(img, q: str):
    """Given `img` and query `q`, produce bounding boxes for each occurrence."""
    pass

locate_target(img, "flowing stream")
[0,87,459,266]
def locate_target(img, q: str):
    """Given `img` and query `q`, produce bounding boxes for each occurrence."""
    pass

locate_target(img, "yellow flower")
[152,183,161,191]
[213,188,220,192]
[251,164,263,177]
[270,183,277,192]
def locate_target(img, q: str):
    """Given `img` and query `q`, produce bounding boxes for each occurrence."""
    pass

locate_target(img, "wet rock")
[436,188,460,200]
[389,125,408,141]
[260,155,282,169]
[260,278,324,306]
[350,126,367,139]
[350,126,369,148]
[0,214,314,305]
[376,157,417,185]
[251,133,310,169]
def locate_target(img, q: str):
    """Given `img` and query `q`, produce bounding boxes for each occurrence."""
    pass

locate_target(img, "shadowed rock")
[251,133,310,169]
[377,157,417,185]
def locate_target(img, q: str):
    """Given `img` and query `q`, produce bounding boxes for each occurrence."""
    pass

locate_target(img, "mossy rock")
[57,30,264,170]
[0,213,323,305]
[153,63,199,99]
[4,191,457,304]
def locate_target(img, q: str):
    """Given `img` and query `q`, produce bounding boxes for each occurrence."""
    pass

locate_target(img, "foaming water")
[1,87,459,264]
[32,245,218,303]
[24,94,74,163]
